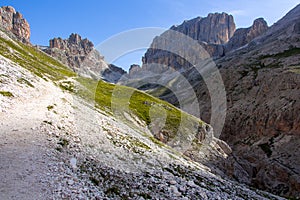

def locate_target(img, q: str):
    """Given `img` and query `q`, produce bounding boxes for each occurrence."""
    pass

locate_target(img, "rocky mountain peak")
[171,12,236,44]
[0,6,30,43]
[49,33,94,54]
[250,18,268,36]
[69,33,82,44]
[224,17,268,53]
[45,33,125,82]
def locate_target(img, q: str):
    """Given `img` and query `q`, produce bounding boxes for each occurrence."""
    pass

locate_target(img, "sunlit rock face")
[44,33,126,82]
[0,6,30,43]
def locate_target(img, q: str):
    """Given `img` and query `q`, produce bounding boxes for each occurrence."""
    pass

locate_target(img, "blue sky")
[1,0,299,71]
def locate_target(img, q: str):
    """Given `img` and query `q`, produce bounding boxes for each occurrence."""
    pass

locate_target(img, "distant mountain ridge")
[44,33,126,83]
[129,13,268,77]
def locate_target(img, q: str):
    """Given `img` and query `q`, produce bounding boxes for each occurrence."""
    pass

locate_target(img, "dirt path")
[0,81,59,199]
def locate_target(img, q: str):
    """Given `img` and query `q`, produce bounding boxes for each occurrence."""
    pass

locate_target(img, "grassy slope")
[0,33,204,142]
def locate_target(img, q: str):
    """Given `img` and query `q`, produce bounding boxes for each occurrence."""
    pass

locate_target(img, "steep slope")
[43,33,126,83]
[124,4,300,198]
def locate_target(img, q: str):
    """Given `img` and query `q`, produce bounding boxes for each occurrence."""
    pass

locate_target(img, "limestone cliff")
[0,6,30,43]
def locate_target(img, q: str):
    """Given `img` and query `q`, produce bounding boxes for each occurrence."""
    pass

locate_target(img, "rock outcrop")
[102,64,126,83]
[225,18,268,53]
[0,6,30,43]
[129,13,268,77]
[44,33,126,82]
[45,33,98,73]
[170,13,236,44]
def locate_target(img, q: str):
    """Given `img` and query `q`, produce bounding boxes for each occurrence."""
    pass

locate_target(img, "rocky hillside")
[0,6,30,43]
[0,6,287,199]
[44,33,126,83]
[123,4,300,198]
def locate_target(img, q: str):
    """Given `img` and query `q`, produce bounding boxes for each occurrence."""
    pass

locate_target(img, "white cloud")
[228,10,247,16]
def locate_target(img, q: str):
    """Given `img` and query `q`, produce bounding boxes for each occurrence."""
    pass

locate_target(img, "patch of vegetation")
[43,120,53,125]
[139,193,151,199]
[55,147,63,152]
[259,47,300,59]
[57,137,69,147]
[59,80,75,92]
[47,105,54,111]
[17,78,34,87]
[0,37,76,81]
[149,136,165,147]
[0,91,13,97]
[89,176,100,185]
[288,66,300,74]
[108,133,151,154]
[258,143,272,157]
[105,186,120,196]
[76,77,201,141]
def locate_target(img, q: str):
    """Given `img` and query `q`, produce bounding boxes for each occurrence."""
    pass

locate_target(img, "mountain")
[0,6,285,199]
[0,6,30,43]
[43,33,126,83]
[122,5,300,198]
[224,18,268,53]
[130,13,268,77]
[170,12,236,45]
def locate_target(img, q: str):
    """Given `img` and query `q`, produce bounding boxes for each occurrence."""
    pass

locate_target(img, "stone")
[70,158,77,169]
[169,180,177,185]
[67,179,74,185]
[187,180,197,188]
[0,6,30,43]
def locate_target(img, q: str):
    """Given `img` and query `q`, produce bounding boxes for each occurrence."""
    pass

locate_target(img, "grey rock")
[225,18,268,53]
[44,34,125,82]
[170,12,236,44]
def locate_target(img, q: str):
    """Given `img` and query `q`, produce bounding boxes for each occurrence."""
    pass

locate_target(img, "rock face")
[124,5,300,199]
[140,13,236,73]
[102,64,126,83]
[129,14,267,77]
[170,13,236,44]
[44,33,126,82]
[225,18,268,53]
[0,6,30,43]
[49,33,94,56]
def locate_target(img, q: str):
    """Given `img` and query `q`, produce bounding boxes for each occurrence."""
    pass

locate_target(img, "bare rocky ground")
[0,55,285,199]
